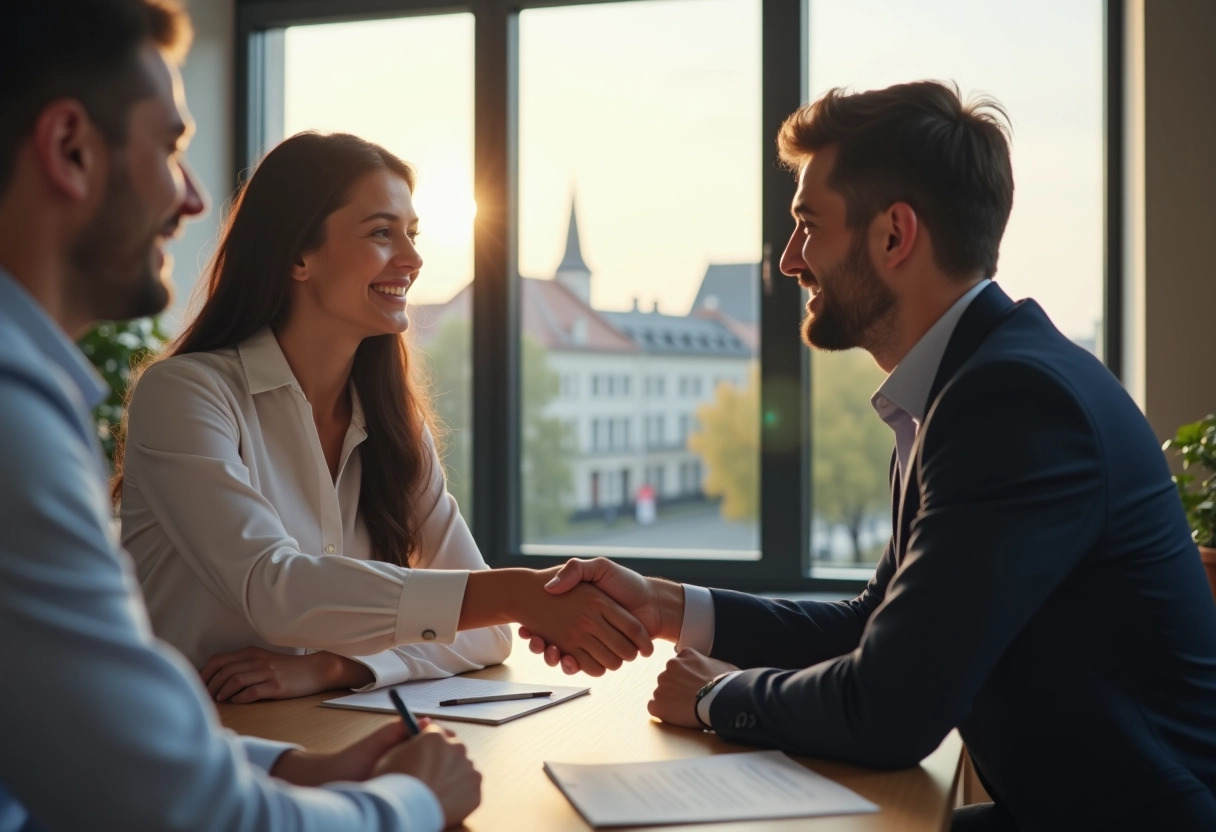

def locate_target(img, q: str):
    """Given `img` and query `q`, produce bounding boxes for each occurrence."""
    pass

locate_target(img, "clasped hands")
[199,561,736,729]
[519,557,739,729]
[201,563,665,705]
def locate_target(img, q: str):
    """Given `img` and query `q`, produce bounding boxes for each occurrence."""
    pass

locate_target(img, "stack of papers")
[544,750,878,827]
[323,677,589,725]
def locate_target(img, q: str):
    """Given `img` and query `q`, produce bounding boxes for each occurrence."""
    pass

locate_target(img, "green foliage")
[689,366,759,521]
[810,350,891,562]
[420,316,574,540]
[688,351,890,562]
[76,318,168,469]
[1163,413,1216,548]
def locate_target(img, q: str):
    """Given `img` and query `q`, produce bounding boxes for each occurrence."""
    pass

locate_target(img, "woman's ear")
[289,256,309,283]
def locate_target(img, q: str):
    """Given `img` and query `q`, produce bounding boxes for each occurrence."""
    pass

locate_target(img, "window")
[240,0,1114,591]
[515,0,761,555]
[247,11,475,522]
[805,0,1106,573]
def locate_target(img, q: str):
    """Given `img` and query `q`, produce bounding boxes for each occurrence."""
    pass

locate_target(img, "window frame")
[235,0,1120,593]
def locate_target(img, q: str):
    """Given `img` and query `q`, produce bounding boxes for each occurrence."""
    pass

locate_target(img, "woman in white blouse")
[116,132,650,704]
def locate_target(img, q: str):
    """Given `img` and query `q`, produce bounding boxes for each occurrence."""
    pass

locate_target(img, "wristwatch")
[693,672,733,729]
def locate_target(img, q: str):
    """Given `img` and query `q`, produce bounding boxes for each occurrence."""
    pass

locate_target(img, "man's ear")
[31,100,102,202]
[876,202,919,269]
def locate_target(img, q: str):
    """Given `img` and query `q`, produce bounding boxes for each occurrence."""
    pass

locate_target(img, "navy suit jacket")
[706,284,1216,830]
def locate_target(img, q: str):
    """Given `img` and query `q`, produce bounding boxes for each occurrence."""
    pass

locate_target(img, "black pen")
[388,688,422,737]
[438,691,553,707]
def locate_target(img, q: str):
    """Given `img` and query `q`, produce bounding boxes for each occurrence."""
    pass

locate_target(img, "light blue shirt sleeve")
[238,736,299,773]
[0,354,442,831]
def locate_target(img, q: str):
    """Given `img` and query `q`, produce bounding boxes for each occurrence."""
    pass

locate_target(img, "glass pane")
[806,0,1105,570]
[277,14,475,522]
[516,0,762,559]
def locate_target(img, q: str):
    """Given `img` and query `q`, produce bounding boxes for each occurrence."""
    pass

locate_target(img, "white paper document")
[323,677,589,725]
[544,750,878,827]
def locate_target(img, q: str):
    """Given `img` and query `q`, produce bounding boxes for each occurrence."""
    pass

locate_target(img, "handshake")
[512,558,684,674]
[513,558,741,730]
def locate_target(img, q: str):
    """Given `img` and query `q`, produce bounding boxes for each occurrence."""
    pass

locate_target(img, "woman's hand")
[201,646,373,703]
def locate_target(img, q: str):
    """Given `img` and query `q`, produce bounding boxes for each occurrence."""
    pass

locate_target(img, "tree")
[418,316,573,540]
[810,350,891,563]
[687,350,891,562]
[688,366,759,522]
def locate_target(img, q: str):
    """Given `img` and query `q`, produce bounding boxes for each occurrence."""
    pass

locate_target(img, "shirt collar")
[238,327,298,394]
[0,269,109,409]
[871,279,991,425]
[237,326,366,431]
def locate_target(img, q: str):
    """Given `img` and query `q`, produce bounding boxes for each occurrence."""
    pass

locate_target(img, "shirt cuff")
[396,569,469,646]
[349,649,412,691]
[238,734,300,773]
[676,584,716,653]
[332,773,445,832]
[695,670,743,728]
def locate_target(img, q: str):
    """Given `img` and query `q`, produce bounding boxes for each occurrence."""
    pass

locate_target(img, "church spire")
[554,195,592,305]
[557,201,589,274]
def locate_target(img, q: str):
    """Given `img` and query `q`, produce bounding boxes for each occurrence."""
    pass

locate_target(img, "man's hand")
[372,724,483,828]
[271,719,412,786]
[272,719,482,827]
[461,567,655,677]
[201,646,373,703]
[647,648,739,729]
[513,566,655,676]
[518,558,684,674]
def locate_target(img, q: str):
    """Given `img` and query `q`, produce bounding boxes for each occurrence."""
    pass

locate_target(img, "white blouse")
[120,327,510,689]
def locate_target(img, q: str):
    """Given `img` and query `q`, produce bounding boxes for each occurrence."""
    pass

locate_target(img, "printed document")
[544,750,878,826]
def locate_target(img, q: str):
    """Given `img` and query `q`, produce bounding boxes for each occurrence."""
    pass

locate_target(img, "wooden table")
[219,639,962,831]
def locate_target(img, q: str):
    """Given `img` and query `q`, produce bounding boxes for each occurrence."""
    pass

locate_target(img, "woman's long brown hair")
[114,131,435,567]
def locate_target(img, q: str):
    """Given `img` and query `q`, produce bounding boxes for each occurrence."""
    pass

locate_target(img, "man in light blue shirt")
[0,1,479,829]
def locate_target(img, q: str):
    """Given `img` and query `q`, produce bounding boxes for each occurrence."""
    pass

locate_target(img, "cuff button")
[422,629,437,641]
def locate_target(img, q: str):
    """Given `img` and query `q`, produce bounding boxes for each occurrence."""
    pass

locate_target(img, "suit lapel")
[892,283,1019,561]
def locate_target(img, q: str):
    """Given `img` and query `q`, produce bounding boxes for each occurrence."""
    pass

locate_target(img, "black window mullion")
[758,0,810,587]
[471,0,519,561]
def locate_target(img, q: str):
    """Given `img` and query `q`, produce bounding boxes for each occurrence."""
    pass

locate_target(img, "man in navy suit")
[523,81,1216,830]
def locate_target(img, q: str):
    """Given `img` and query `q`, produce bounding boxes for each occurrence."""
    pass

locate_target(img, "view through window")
[277,13,477,520]
[806,0,1105,571]
[513,0,763,559]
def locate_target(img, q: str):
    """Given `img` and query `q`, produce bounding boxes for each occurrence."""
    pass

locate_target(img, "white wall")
[164,0,234,331]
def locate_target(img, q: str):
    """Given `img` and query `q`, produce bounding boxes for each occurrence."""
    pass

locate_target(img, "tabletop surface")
[218,638,962,831]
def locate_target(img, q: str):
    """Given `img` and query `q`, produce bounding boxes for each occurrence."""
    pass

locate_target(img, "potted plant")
[77,318,168,471]
[1163,413,1216,599]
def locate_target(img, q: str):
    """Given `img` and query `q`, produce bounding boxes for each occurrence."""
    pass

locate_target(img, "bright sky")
[281,0,1103,340]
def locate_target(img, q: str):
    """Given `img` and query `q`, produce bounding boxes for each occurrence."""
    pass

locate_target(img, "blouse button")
[422,629,437,641]
[324,544,336,554]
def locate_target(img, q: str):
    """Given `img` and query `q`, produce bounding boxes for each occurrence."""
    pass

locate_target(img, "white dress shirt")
[121,326,511,688]
[0,271,444,831]
[688,280,992,723]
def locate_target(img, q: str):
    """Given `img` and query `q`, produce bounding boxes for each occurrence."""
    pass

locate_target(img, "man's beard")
[69,157,173,323]
[802,229,895,352]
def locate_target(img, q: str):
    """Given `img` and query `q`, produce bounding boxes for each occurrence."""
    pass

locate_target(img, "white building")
[414,204,756,518]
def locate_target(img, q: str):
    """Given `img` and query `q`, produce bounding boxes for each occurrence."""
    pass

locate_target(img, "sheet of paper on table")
[323,677,590,725]
[544,750,879,827]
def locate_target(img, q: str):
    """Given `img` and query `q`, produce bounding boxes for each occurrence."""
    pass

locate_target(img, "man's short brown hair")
[778,81,1014,280]
[0,0,192,194]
